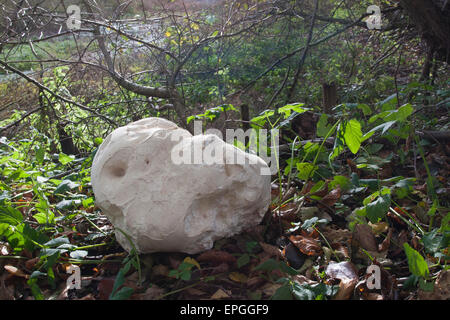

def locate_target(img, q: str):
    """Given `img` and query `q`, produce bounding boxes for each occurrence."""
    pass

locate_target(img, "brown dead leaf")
[301,181,314,195]
[152,264,169,277]
[0,274,14,300]
[346,158,359,174]
[352,224,377,252]
[322,226,352,243]
[365,293,384,300]
[196,250,236,265]
[185,287,207,296]
[312,181,329,197]
[261,283,282,297]
[289,235,323,256]
[259,242,283,259]
[25,257,40,271]
[131,285,165,300]
[208,262,229,275]
[211,288,230,300]
[123,272,143,291]
[333,278,357,300]
[276,202,297,221]
[369,221,389,235]
[97,278,115,300]
[326,261,358,300]
[378,228,393,252]
[246,276,266,289]
[319,186,341,208]
[293,274,316,285]
[229,272,248,284]
[331,243,350,260]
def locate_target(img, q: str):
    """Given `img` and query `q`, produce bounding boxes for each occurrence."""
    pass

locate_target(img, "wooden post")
[322,82,337,114]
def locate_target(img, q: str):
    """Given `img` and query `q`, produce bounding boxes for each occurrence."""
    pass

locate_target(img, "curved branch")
[0,59,117,126]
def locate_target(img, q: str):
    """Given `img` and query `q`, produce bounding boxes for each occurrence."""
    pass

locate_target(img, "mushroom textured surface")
[91,117,271,254]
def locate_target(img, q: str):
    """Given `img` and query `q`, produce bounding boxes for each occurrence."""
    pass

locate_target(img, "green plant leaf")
[59,153,75,165]
[109,286,134,300]
[365,193,390,223]
[296,162,317,180]
[271,283,293,300]
[54,180,79,195]
[422,229,444,254]
[277,103,307,118]
[237,253,250,268]
[343,119,362,154]
[0,205,23,225]
[403,243,429,278]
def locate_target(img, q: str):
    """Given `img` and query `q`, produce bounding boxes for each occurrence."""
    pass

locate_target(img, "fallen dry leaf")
[333,278,357,300]
[152,264,170,277]
[25,257,40,271]
[326,261,359,300]
[289,235,323,256]
[312,181,329,197]
[319,185,341,208]
[365,293,384,300]
[331,243,350,260]
[322,226,352,243]
[276,202,298,221]
[131,285,165,300]
[185,287,207,297]
[261,283,282,297]
[369,221,389,235]
[97,278,115,300]
[229,272,248,283]
[259,242,283,259]
[352,224,377,252]
[378,228,393,252]
[0,274,14,300]
[246,276,266,289]
[211,288,230,300]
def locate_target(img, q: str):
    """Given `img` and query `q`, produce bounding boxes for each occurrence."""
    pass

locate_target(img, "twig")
[0,59,117,126]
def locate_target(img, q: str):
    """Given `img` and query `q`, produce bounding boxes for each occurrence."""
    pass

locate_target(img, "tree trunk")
[322,82,337,114]
[398,0,450,63]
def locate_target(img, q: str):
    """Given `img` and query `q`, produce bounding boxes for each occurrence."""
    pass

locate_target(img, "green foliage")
[403,243,429,278]
[272,278,338,300]
[187,104,237,124]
